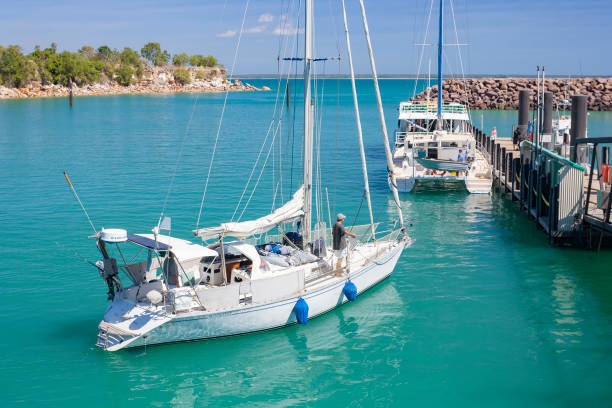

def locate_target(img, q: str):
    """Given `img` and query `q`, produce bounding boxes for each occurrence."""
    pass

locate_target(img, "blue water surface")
[1,79,611,407]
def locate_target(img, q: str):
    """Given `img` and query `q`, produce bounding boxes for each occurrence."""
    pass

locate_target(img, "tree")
[46,51,102,86]
[96,45,112,61]
[120,47,140,66]
[141,42,169,66]
[188,54,218,67]
[173,68,191,85]
[189,54,204,66]
[115,64,134,86]
[78,46,95,58]
[205,55,217,67]
[172,52,189,66]
[0,45,36,87]
[154,50,170,66]
[28,44,57,84]
[135,63,144,79]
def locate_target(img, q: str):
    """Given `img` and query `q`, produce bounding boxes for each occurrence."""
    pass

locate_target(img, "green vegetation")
[173,52,189,66]
[195,70,207,80]
[173,69,191,85]
[189,54,217,67]
[0,42,220,88]
[115,64,134,86]
[140,42,170,66]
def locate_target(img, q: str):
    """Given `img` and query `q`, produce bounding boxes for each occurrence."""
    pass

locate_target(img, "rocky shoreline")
[413,77,612,111]
[0,66,268,99]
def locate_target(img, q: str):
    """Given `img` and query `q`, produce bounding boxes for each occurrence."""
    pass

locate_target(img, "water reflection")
[97,282,404,406]
[550,273,583,353]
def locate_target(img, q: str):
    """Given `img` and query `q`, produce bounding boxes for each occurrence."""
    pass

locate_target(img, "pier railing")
[575,137,612,241]
[467,122,611,247]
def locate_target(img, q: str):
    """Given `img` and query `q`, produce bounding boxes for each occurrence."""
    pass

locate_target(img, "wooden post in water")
[69,81,73,107]
[501,147,507,190]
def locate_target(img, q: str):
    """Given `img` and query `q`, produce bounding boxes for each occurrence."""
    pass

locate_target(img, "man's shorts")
[334,248,347,258]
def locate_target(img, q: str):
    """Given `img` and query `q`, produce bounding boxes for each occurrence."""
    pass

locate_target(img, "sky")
[0,0,610,76]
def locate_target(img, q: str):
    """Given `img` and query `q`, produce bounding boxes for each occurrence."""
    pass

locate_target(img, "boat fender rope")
[343,281,357,301]
[294,298,309,324]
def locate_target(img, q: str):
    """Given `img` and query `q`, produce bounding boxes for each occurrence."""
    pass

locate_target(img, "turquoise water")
[1,79,612,407]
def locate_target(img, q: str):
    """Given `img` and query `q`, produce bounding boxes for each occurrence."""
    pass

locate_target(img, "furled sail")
[193,186,304,240]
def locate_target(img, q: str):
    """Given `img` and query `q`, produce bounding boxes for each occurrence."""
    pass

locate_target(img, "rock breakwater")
[412,77,612,111]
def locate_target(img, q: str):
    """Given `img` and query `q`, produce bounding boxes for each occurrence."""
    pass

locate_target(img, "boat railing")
[394,131,431,146]
[400,103,467,115]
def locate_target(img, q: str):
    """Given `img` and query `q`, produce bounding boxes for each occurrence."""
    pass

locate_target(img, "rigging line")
[157,86,202,228]
[412,0,435,99]
[289,0,302,194]
[237,119,282,221]
[314,62,326,227]
[327,0,343,56]
[162,0,231,227]
[195,0,251,230]
[233,4,299,220]
[231,59,288,221]
[449,0,471,114]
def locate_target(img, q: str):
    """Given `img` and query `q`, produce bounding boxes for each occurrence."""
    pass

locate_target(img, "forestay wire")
[158,0,230,229]
[196,0,251,230]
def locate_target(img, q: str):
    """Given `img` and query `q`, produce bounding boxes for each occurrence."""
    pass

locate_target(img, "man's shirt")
[332,222,346,250]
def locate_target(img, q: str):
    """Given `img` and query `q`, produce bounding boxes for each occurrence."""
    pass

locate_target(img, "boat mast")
[302,0,314,250]
[341,0,376,242]
[358,0,404,228]
[437,0,443,125]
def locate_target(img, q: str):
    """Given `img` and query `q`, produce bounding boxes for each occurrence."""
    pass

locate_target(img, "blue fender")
[343,281,357,301]
[294,298,309,324]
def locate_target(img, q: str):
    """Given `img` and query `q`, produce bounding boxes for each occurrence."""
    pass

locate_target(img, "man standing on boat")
[333,213,356,270]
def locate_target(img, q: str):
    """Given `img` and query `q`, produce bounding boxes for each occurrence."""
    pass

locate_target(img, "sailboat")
[390,0,492,194]
[82,0,411,351]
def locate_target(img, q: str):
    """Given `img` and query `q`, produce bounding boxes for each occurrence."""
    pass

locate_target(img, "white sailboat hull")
[99,240,407,351]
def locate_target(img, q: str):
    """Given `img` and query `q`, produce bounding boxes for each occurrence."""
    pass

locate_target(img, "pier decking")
[469,124,612,248]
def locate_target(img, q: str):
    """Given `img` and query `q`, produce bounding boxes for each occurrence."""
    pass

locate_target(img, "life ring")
[432,170,447,176]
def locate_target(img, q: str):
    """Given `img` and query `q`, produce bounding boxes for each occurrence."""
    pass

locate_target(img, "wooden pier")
[468,124,612,248]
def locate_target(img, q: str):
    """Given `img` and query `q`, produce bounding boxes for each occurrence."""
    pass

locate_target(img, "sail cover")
[193,186,304,240]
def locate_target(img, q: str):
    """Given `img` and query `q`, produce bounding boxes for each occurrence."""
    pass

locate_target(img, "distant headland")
[0,43,266,99]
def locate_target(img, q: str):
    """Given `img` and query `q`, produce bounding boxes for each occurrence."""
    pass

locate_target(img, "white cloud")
[244,25,266,34]
[258,13,275,23]
[273,22,302,35]
[216,29,236,38]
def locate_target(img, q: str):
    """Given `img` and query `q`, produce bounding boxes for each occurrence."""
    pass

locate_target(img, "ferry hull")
[100,240,407,351]
[415,158,469,172]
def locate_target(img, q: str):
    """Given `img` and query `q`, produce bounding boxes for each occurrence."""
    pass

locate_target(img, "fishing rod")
[63,171,97,234]
[54,241,98,268]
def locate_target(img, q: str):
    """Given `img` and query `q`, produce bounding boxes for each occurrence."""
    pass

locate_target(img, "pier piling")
[518,90,530,140]
[471,86,611,248]
[570,95,587,161]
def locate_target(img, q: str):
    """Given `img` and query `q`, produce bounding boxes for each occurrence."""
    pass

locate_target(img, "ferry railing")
[400,104,467,115]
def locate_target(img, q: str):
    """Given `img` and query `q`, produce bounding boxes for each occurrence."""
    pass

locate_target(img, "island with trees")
[0,42,266,99]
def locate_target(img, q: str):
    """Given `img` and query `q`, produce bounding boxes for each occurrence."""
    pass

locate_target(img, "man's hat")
[337,213,346,221]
